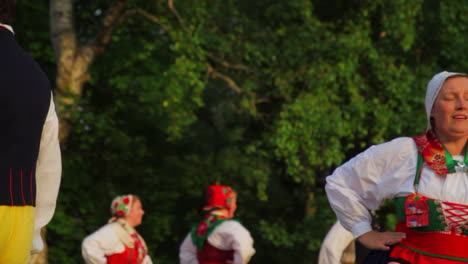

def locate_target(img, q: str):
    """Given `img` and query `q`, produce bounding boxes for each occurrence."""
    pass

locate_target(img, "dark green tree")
[11,1,468,263]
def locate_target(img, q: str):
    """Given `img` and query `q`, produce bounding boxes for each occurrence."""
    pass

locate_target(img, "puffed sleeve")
[208,220,255,264]
[31,94,62,253]
[81,224,125,264]
[142,254,153,264]
[325,137,417,238]
[179,233,199,264]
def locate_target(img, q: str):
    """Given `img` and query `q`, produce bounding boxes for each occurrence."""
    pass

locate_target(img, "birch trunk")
[29,1,128,263]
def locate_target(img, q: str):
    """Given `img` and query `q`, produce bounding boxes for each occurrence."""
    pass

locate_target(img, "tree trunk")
[28,1,129,263]
[304,184,316,264]
[49,0,128,142]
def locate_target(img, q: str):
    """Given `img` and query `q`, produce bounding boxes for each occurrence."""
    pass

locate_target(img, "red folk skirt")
[107,246,139,264]
[388,222,468,263]
[197,242,234,264]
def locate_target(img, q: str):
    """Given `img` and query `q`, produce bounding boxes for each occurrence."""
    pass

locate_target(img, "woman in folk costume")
[179,184,255,264]
[0,1,62,263]
[82,195,153,264]
[325,71,468,263]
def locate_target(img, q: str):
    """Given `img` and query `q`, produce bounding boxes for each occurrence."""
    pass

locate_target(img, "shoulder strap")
[414,153,423,192]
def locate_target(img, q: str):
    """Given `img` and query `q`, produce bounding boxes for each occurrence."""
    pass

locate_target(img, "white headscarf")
[425,71,468,129]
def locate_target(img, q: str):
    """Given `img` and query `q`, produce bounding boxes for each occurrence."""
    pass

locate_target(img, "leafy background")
[11,0,468,263]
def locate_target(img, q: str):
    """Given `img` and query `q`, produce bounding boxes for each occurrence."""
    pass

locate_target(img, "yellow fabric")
[0,206,35,264]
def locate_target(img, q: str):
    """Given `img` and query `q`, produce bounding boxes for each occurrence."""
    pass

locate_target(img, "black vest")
[0,28,51,206]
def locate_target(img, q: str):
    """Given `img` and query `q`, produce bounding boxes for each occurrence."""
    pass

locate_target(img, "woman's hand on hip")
[357,230,406,251]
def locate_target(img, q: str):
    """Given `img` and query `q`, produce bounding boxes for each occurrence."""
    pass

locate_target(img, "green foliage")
[13,0,468,263]
[439,1,468,70]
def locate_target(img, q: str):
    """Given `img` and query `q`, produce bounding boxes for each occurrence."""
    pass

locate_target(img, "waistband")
[0,168,36,206]
[395,222,468,260]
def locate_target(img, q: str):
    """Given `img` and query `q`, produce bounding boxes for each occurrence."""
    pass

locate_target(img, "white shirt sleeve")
[179,233,199,264]
[82,224,126,264]
[208,220,256,264]
[325,137,417,238]
[318,221,355,264]
[142,254,153,264]
[31,95,62,253]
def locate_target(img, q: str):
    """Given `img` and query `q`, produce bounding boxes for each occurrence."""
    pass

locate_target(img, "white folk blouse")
[179,220,255,264]
[325,137,468,238]
[81,223,153,264]
[32,95,62,253]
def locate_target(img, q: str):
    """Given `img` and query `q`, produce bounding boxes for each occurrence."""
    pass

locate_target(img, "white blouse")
[179,220,255,264]
[325,137,468,238]
[81,223,153,264]
[32,95,62,253]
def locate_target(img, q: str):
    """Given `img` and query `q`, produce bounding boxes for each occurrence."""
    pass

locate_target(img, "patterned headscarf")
[203,185,235,211]
[191,185,238,249]
[108,194,149,263]
[110,194,133,221]
[425,71,468,129]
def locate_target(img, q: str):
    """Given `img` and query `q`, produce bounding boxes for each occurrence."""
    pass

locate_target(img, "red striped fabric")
[390,222,468,261]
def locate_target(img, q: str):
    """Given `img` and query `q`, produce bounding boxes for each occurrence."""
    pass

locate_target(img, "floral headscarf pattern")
[110,194,133,218]
[414,130,448,175]
[203,185,235,211]
[414,130,467,175]
[190,185,239,249]
[191,212,232,250]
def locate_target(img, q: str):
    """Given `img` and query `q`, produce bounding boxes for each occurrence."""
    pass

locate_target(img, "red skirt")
[107,246,139,264]
[388,222,468,263]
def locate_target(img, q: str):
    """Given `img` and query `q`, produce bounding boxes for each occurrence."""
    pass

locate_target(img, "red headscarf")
[191,184,238,249]
[203,185,235,211]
